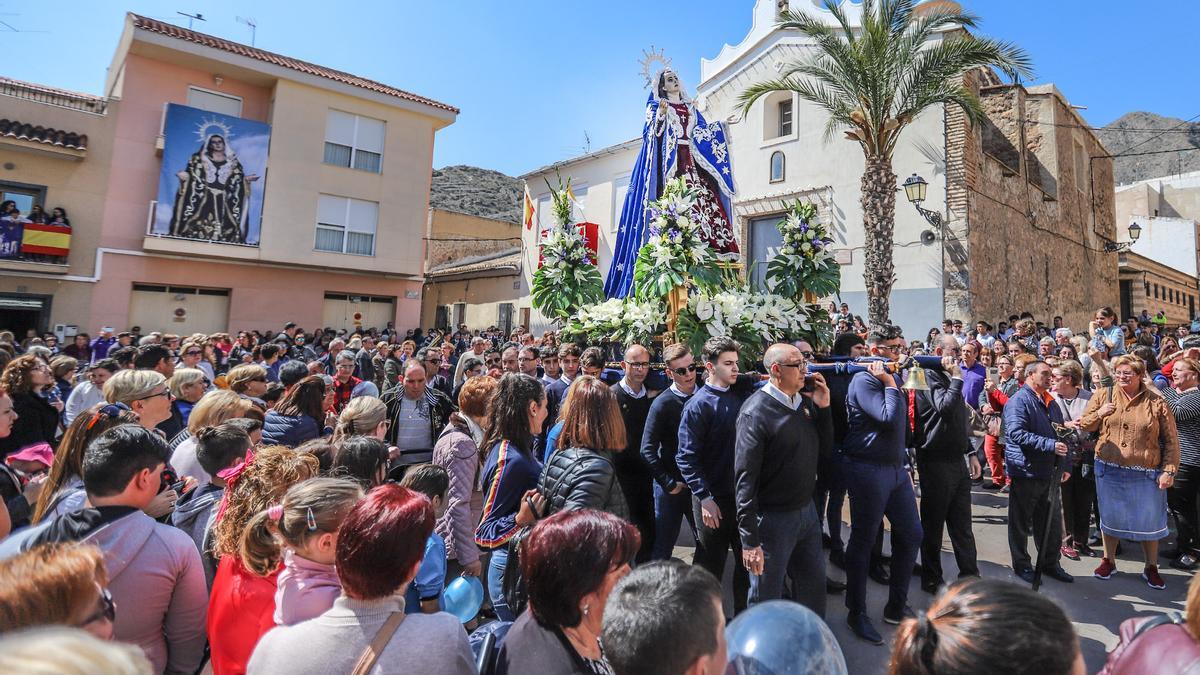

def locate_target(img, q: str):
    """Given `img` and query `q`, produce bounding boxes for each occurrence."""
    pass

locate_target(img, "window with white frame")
[187,87,243,117]
[315,194,378,255]
[778,99,793,137]
[324,110,385,173]
[769,151,785,183]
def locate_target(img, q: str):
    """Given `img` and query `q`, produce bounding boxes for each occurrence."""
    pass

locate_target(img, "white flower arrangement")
[563,297,666,346]
[633,177,722,299]
[677,288,810,365]
[530,178,604,322]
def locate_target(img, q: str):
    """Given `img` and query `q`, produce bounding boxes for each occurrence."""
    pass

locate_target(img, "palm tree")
[738,0,1032,328]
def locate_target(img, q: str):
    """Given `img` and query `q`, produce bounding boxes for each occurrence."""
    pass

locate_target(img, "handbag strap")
[350,611,406,675]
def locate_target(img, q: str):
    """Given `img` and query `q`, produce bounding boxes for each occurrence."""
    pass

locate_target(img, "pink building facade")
[0,13,455,338]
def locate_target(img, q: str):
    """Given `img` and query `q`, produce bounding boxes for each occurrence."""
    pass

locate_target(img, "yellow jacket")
[1079,385,1179,474]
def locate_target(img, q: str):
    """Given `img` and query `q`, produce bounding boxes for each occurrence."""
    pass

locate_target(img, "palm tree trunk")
[861,155,897,328]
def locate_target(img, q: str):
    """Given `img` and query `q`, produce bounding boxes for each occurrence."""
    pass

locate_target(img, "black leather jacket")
[537,447,628,519]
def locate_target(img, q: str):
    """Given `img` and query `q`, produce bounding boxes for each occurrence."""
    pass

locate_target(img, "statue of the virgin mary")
[604,56,737,298]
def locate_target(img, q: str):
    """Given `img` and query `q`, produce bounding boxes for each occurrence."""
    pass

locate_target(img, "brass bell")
[902,366,930,391]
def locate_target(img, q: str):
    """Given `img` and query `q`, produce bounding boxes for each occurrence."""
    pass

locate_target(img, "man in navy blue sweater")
[677,336,754,616]
[841,328,923,644]
[640,342,701,561]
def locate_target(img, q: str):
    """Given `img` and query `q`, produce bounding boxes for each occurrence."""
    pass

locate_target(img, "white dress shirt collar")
[762,382,802,411]
[618,378,646,399]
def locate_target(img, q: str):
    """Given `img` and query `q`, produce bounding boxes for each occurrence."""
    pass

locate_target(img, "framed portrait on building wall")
[152,103,271,245]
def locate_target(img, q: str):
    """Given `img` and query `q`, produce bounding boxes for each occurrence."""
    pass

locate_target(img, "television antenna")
[0,11,49,34]
[583,131,591,154]
[176,11,205,30]
[236,16,256,46]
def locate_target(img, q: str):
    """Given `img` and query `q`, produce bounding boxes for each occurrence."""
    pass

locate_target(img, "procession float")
[530,49,836,367]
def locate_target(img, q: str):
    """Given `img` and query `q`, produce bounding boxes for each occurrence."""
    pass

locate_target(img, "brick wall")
[954,81,1118,329]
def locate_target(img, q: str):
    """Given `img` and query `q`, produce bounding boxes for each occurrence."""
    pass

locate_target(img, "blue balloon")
[442,575,485,623]
[725,601,848,675]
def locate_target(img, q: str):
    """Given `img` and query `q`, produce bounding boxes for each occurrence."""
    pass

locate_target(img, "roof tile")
[0,119,88,150]
[130,14,458,114]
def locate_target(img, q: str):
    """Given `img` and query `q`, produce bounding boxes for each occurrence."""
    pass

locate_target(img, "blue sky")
[5,1,1199,176]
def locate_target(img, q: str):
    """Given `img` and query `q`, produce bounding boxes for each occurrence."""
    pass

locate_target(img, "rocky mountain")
[1097,112,1200,185]
[429,165,522,223]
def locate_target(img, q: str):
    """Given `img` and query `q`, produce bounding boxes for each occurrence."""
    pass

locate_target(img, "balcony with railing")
[0,216,72,273]
[0,77,107,115]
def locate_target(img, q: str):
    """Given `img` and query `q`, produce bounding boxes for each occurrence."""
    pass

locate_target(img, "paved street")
[674,483,1190,674]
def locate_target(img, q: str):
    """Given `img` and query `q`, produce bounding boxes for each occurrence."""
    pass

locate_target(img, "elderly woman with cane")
[1080,354,1180,589]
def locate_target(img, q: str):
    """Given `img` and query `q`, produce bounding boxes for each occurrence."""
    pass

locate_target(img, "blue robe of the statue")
[603,94,736,299]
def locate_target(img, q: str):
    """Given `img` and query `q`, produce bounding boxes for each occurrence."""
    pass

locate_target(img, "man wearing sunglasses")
[841,326,923,644]
[640,343,701,561]
[736,343,832,616]
[0,425,207,675]
[415,346,453,400]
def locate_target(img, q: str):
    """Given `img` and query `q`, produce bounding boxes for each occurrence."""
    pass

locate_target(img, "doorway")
[0,293,51,337]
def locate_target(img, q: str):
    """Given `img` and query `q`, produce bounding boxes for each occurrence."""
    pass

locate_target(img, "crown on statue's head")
[638,46,674,90]
[195,116,234,144]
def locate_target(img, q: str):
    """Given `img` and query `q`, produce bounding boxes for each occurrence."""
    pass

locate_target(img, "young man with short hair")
[173,422,253,587]
[641,343,701,561]
[539,345,560,387]
[602,561,726,675]
[677,336,753,616]
[0,425,208,674]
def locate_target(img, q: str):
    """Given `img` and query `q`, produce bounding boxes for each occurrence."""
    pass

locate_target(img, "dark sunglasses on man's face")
[672,364,701,376]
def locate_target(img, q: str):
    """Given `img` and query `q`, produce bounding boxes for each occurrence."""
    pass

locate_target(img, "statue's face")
[209,136,226,153]
[662,70,681,95]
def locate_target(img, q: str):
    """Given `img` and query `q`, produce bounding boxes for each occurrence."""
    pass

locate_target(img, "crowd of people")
[0,307,1197,674]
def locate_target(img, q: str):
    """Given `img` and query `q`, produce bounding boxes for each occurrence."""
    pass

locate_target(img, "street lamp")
[1103,221,1142,253]
[901,173,943,239]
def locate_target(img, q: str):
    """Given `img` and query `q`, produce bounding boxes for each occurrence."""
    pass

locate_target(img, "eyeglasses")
[777,361,807,369]
[184,350,202,357]
[626,361,650,369]
[799,351,815,359]
[426,358,442,364]
[77,588,116,627]
[137,389,171,402]
[671,364,700,376]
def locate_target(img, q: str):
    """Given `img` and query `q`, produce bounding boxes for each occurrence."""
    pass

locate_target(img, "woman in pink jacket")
[433,376,497,579]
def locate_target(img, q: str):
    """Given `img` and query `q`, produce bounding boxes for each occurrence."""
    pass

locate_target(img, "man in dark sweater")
[912,336,982,594]
[641,343,702,561]
[677,336,754,615]
[612,343,657,562]
[841,328,923,644]
[736,343,833,616]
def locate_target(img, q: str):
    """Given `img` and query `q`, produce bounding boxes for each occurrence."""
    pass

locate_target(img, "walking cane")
[1032,427,1072,591]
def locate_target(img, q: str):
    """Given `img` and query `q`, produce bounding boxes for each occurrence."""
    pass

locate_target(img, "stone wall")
[959,82,1118,329]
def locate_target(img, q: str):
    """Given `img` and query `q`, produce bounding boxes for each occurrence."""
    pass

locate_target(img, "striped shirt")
[1161,388,1200,467]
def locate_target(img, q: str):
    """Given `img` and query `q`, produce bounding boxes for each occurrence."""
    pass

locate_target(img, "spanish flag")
[21,223,71,256]
[523,186,535,230]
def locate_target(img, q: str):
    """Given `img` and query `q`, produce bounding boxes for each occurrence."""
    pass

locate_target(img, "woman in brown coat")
[1080,354,1180,589]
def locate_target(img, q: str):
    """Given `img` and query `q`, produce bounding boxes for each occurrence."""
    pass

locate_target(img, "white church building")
[519,0,978,339]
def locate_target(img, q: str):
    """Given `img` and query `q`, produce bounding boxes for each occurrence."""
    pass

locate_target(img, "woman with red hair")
[247,483,474,674]
[497,509,639,674]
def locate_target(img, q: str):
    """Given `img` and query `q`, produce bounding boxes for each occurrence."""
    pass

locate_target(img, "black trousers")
[1169,463,1200,552]
[1008,476,1063,572]
[917,459,979,584]
[1060,464,1096,550]
[692,494,749,615]
[616,470,656,563]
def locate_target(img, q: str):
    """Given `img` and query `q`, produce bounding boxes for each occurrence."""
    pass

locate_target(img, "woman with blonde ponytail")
[332,396,388,441]
[256,477,364,625]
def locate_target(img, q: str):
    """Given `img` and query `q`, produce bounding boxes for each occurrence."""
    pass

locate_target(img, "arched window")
[769,151,785,183]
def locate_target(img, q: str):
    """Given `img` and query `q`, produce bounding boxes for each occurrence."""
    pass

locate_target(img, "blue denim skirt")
[1095,459,1168,541]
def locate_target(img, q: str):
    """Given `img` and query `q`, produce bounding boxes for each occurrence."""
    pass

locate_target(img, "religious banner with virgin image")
[151,103,271,246]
